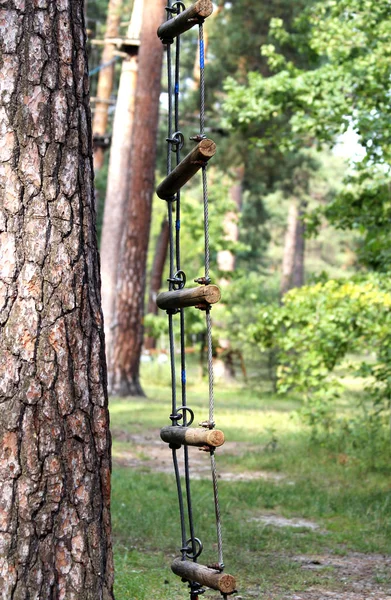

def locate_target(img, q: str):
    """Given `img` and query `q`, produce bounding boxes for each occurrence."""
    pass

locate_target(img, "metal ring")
[173,269,186,290]
[167,270,186,291]
[169,413,182,424]
[185,537,203,559]
[172,131,185,151]
[177,406,194,426]
[166,131,185,152]
[172,1,186,12]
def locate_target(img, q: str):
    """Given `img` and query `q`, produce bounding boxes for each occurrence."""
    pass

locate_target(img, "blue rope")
[89,55,120,77]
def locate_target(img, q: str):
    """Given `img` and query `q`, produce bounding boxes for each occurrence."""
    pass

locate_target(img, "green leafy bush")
[251,276,391,452]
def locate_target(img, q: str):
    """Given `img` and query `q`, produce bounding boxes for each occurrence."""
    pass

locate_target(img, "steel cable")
[199,21,224,569]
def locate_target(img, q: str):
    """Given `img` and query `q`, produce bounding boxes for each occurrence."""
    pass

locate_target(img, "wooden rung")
[161,426,225,448]
[171,559,236,594]
[157,1,213,42]
[156,139,216,200]
[156,285,221,311]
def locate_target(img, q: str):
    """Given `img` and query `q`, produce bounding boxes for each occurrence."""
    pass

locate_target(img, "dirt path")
[280,553,391,600]
[112,427,284,482]
[204,553,391,600]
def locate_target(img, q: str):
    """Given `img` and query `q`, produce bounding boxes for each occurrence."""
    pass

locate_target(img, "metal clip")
[195,303,209,311]
[190,133,207,142]
[206,562,224,572]
[194,276,211,285]
[199,445,211,453]
[199,420,215,429]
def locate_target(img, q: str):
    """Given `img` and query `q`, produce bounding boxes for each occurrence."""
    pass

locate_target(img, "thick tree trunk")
[101,0,143,364]
[217,166,243,274]
[0,2,114,599]
[144,217,169,350]
[280,198,305,296]
[292,200,305,289]
[215,167,244,381]
[109,0,165,396]
[147,218,169,315]
[92,0,123,172]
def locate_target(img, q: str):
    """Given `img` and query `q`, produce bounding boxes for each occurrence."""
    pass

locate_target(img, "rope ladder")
[156,2,237,599]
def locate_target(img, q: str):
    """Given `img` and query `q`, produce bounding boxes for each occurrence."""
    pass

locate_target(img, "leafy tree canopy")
[224,0,391,270]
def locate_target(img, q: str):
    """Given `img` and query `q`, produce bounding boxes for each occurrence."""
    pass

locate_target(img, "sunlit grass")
[111,359,391,598]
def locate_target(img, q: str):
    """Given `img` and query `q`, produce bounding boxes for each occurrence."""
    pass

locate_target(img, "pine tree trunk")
[280,198,305,296]
[217,166,243,275]
[280,199,298,296]
[101,0,143,365]
[0,2,114,598]
[144,217,169,350]
[109,0,165,396]
[214,167,244,380]
[147,217,169,316]
[292,200,305,288]
[92,0,123,172]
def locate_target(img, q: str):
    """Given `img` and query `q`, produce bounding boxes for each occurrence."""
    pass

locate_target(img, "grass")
[110,357,391,599]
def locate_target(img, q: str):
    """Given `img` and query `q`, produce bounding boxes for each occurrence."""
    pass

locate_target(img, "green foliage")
[325,165,391,270]
[251,276,391,442]
[223,0,391,269]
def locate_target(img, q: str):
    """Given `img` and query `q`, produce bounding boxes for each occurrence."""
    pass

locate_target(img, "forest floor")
[109,364,391,600]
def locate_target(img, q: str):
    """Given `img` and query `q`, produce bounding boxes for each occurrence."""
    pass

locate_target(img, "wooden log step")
[157,1,213,43]
[156,139,216,200]
[156,285,221,311]
[171,559,236,594]
[160,426,225,448]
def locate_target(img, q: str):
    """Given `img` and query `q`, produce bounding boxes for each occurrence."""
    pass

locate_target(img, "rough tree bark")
[0,1,114,598]
[91,0,123,172]
[215,167,244,382]
[100,0,143,365]
[144,216,169,350]
[280,198,305,296]
[109,0,165,396]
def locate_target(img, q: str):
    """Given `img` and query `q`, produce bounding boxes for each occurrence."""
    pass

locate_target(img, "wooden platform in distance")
[91,37,140,55]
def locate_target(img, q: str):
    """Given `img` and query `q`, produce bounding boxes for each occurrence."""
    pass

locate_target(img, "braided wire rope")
[199,21,224,570]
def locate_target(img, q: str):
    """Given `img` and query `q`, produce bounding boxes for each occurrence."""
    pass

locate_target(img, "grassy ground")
[110,358,391,599]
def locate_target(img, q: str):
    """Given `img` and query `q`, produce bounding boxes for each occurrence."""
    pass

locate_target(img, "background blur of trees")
[88,0,391,446]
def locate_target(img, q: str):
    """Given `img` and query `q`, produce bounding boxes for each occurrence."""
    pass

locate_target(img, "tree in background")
[109,0,165,396]
[100,0,143,363]
[92,0,123,171]
[0,0,113,596]
[224,0,391,270]
[144,216,169,350]
[207,0,317,291]
[223,0,391,438]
